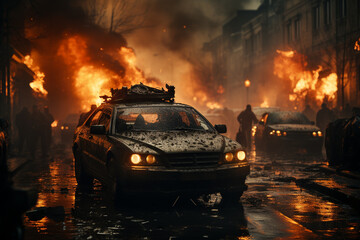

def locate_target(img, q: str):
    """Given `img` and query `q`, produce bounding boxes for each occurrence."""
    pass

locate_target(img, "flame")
[51,120,58,128]
[260,99,269,107]
[355,37,360,51]
[57,35,160,110]
[274,50,337,106]
[23,55,48,97]
[217,85,225,94]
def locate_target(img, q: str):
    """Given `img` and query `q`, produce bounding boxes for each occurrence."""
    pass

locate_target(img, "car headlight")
[269,130,286,136]
[130,154,142,164]
[236,150,246,161]
[146,155,156,164]
[130,154,157,165]
[312,131,323,137]
[225,152,234,162]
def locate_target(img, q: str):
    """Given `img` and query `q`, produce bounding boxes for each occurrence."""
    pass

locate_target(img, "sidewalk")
[296,164,360,211]
[7,156,30,176]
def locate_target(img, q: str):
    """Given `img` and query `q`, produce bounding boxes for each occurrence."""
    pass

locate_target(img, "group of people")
[15,105,54,159]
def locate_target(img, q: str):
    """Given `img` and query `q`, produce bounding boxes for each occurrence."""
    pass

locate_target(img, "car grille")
[286,131,313,137]
[166,152,221,168]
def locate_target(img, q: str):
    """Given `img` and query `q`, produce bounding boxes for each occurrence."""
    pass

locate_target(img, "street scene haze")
[1,0,360,239]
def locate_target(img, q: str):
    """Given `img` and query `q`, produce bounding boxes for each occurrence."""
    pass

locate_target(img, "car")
[73,84,250,202]
[254,111,323,151]
[251,106,280,137]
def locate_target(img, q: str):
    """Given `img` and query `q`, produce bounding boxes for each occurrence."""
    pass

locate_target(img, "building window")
[313,6,320,30]
[324,0,331,24]
[294,19,301,39]
[337,0,347,18]
[287,23,292,43]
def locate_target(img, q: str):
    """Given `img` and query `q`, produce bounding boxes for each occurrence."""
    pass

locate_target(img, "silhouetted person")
[316,103,335,132]
[302,104,316,122]
[41,106,54,157]
[237,104,258,149]
[15,107,31,154]
[78,104,97,126]
[29,105,43,159]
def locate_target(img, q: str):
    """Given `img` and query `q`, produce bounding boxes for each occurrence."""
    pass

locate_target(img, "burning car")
[73,84,249,202]
[254,111,323,151]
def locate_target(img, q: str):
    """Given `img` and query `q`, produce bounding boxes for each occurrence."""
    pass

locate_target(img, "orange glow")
[244,79,251,88]
[24,55,48,97]
[57,35,161,110]
[274,49,337,105]
[51,120,58,128]
[355,37,360,51]
[217,85,225,94]
[260,99,269,107]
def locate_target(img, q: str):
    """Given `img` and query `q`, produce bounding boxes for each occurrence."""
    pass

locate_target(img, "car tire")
[74,149,93,186]
[220,191,243,205]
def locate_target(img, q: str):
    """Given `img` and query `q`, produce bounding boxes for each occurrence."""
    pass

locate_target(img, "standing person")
[29,105,43,159]
[15,107,31,155]
[237,104,258,149]
[316,103,335,132]
[41,106,54,157]
[302,104,316,122]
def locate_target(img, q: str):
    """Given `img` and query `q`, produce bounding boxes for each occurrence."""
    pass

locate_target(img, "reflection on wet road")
[12,146,360,239]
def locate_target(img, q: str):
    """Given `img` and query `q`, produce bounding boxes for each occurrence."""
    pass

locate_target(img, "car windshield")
[267,112,311,125]
[115,106,213,133]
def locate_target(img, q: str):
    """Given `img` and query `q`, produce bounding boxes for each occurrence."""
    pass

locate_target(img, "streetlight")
[244,79,251,104]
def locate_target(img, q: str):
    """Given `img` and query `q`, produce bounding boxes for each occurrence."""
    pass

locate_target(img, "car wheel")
[74,149,93,186]
[220,191,243,205]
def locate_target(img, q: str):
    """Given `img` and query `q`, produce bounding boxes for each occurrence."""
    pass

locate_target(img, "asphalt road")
[11,145,360,239]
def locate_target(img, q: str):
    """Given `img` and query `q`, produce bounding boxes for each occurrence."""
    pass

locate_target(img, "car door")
[91,109,113,180]
[80,110,102,175]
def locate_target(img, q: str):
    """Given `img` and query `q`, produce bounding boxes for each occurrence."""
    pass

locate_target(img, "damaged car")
[255,111,323,152]
[73,84,250,202]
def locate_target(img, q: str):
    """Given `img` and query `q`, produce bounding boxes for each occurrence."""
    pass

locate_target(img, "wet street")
[12,145,360,240]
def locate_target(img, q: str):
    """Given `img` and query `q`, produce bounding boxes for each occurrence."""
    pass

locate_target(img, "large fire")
[57,35,160,110]
[23,55,48,97]
[274,50,337,107]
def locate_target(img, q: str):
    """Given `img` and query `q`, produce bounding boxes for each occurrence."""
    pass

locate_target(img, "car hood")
[112,131,241,154]
[268,124,320,132]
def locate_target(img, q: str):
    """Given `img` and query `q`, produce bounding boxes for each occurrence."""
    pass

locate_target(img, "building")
[204,0,360,110]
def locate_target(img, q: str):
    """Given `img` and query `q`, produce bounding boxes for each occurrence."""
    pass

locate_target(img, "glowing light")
[51,120,58,128]
[130,154,141,164]
[236,151,246,161]
[355,37,360,51]
[244,79,251,88]
[260,99,269,107]
[225,153,234,162]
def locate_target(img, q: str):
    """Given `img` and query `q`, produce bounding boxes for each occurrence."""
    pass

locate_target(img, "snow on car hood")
[113,131,241,154]
[268,124,320,132]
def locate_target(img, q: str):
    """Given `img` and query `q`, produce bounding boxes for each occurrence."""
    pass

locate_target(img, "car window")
[268,112,311,125]
[86,111,102,127]
[115,106,213,132]
[98,112,111,131]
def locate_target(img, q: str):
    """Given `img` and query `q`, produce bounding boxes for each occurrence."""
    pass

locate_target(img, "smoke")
[24,0,260,119]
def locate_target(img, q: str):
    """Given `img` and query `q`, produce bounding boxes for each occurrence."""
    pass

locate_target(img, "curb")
[295,178,360,212]
[318,165,360,180]
[8,157,30,176]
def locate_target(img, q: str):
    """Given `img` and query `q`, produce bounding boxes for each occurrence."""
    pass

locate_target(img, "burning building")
[205,0,360,111]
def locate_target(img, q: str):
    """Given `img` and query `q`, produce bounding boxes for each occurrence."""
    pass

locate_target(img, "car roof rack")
[100,83,175,103]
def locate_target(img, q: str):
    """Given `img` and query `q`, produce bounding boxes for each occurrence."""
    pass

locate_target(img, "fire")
[260,99,269,108]
[57,35,160,110]
[51,120,58,128]
[23,55,48,97]
[192,90,223,110]
[274,50,337,106]
[355,37,360,51]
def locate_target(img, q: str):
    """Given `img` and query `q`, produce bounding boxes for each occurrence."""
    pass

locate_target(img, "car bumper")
[119,163,250,195]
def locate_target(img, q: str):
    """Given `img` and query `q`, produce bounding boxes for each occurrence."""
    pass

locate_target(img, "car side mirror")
[215,124,227,133]
[90,125,106,135]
